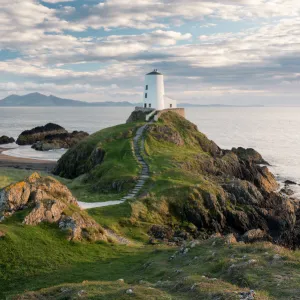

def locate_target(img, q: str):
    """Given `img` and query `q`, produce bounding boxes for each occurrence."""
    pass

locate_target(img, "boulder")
[0,173,107,242]
[224,233,237,245]
[16,123,67,145]
[0,135,15,145]
[284,180,297,185]
[280,187,294,196]
[241,229,272,243]
[31,131,89,151]
[232,147,269,165]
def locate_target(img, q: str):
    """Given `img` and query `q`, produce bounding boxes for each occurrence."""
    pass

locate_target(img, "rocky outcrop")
[16,123,67,145]
[140,112,300,248]
[0,135,15,145]
[31,131,89,151]
[126,108,154,123]
[231,147,269,165]
[16,123,89,151]
[148,125,185,146]
[0,173,107,242]
[54,146,106,179]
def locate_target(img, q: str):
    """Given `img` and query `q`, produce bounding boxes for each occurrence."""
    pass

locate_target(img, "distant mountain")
[0,93,265,108]
[0,93,135,107]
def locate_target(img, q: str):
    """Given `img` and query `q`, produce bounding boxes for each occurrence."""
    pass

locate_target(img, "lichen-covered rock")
[0,135,15,145]
[59,212,107,241]
[0,173,107,242]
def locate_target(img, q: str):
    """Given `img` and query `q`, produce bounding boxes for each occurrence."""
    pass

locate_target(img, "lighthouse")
[143,70,177,110]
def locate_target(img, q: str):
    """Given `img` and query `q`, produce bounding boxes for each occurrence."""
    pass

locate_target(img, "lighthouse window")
[144,103,147,108]
[170,104,173,108]
[145,93,147,98]
[149,104,151,108]
[145,85,148,90]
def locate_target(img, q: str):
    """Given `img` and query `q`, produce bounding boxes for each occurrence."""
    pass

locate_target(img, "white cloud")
[41,0,74,3]
[2,0,300,104]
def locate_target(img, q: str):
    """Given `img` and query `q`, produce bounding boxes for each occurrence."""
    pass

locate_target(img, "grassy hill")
[1,111,300,299]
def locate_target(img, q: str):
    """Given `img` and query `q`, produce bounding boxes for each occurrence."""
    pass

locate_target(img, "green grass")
[1,113,300,299]
[4,231,300,299]
[54,121,145,202]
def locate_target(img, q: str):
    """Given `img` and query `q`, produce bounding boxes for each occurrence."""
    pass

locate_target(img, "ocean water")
[0,107,300,191]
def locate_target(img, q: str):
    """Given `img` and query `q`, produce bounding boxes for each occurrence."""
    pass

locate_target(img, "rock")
[0,173,108,242]
[240,290,255,300]
[31,131,89,151]
[148,125,184,146]
[273,254,282,260]
[148,225,174,241]
[16,123,67,145]
[125,289,133,294]
[242,229,271,243]
[77,290,87,297]
[232,147,269,165]
[0,230,5,238]
[225,233,237,245]
[284,180,297,185]
[126,108,154,123]
[117,279,124,283]
[247,259,257,265]
[280,187,294,196]
[0,135,15,145]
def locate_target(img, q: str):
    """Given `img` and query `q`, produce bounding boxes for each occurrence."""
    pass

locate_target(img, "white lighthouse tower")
[142,69,177,110]
[143,69,165,110]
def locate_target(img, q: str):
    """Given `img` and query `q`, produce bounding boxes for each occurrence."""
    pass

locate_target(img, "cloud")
[2,0,300,104]
[75,0,300,30]
[42,0,74,3]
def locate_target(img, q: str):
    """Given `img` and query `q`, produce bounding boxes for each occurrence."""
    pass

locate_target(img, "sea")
[0,106,300,195]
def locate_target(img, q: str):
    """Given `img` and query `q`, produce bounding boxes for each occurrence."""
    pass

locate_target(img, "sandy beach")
[0,147,56,171]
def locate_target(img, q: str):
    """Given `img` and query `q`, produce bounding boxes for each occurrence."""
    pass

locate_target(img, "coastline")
[0,147,56,171]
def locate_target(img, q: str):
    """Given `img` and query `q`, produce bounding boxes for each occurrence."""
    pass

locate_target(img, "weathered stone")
[0,173,107,242]
[225,233,237,245]
[242,229,271,243]
[232,147,269,165]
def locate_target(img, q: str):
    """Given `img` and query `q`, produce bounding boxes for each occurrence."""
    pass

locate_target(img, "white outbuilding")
[143,70,177,110]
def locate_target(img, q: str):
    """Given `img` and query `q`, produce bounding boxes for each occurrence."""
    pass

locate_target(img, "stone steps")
[108,122,152,204]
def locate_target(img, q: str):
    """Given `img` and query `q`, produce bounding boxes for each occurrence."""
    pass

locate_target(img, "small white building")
[143,70,177,110]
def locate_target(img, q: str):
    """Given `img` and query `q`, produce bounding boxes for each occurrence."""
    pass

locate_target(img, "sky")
[1,0,300,105]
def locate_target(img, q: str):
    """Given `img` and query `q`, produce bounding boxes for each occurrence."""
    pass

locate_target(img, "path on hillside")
[78,123,150,209]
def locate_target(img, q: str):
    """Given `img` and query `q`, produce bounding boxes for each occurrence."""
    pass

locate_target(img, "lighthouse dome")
[146,69,162,75]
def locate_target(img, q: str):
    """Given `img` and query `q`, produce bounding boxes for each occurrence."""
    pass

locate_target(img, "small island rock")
[0,135,15,145]
[31,131,89,151]
[16,123,89,151]
[16,123,67,145]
